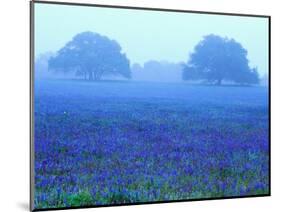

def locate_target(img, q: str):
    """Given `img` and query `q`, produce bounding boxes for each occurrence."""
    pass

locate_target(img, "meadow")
[34,80,269,209]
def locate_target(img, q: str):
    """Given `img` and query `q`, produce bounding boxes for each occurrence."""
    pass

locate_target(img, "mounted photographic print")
[30,1,270,211]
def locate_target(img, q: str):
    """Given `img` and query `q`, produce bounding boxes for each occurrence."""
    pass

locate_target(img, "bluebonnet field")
[34,80,269,209]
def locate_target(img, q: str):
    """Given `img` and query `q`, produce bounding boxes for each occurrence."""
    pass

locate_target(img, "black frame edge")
[33,0,270,18]
[268,16,271,196]
[30,1,35,211]
[32,194,271,212]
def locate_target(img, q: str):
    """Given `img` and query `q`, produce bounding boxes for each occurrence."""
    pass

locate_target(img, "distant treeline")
[35,31,268,86]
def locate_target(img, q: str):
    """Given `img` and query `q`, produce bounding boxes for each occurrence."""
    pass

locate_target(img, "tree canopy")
[48,31,131,81]
[182,34,259,85]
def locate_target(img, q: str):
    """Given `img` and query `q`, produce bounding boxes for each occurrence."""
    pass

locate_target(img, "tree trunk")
[88,71,93,81]
[216,78,222,85]
[94,74,98,81]
[94,71,102,81]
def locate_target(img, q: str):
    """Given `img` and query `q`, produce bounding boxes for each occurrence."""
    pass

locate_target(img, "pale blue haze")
[34,3,269,75]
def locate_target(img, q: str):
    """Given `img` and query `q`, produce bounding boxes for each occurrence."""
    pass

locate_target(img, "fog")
[132,61,183,82]
[34,2,269,78]
[35,54,183,82]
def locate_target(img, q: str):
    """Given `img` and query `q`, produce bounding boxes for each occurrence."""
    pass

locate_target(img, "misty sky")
[34,3,269,75]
